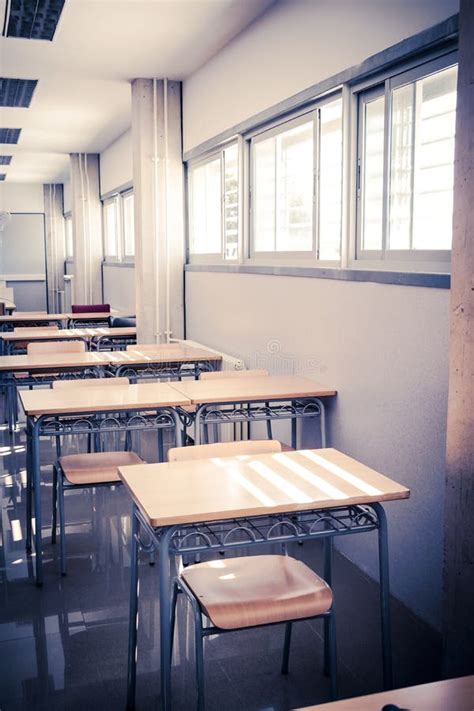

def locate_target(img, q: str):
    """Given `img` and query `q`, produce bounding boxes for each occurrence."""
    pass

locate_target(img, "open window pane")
[189,158,222,254]
[223,144,239,260]
[254,120,313,253]
[122,193,135,257]
[361,95,385,251]
[389,83,414,249]
[104,200,120,258]
[412,65,457,250]
[65,216,73,258]
[319,98,343,260]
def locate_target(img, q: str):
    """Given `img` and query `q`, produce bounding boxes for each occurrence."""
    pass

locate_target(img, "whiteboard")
[0,213,46,276]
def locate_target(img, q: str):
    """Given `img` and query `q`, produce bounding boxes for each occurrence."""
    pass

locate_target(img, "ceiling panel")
[0,77,37,107]
[4,0,66,41]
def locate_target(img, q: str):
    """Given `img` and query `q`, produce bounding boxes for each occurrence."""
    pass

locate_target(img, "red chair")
[71,304,110,313]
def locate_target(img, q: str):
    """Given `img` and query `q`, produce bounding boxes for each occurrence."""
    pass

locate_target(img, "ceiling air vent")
[0,78,37,107]
[0,128,21,144]
[4,0,66,41]
[0,155,12,165]
[0,174,6,181]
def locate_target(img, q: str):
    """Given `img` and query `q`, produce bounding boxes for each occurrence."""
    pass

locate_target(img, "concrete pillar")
[69,153,103,305]
[131,79,184,343]
[442,0,474,676]
[43,184,65,313]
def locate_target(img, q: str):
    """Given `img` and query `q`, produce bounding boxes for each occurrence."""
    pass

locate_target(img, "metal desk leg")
[159,528,174,711]
[194,406,203,445]
[291,400,297,449]
[25,417,33,551]
[315,398,326,447]
[127,504,140,710]
[323,534,333,676]
[32,418,43,585]
[373,502,392,690]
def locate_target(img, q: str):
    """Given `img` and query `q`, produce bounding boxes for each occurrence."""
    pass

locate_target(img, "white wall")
[183,0,459,151]
[186,272,449,629]
[0,183,44,213]
[100,128,133,196]
[103,263,135,313]
[182,0,459,630]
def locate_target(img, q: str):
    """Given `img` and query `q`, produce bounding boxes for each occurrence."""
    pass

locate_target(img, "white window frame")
[64,213,73,259]
[352,50,458,272]
[187,140,240,264]
[121,190,135,262]
[247,93,343,266]
[102,190,135,264]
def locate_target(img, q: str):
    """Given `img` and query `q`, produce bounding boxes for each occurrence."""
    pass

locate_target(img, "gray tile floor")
[0,411,442,710]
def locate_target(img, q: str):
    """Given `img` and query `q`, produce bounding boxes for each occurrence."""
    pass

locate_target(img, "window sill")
[184,263,450,289]
[102,260,135,268]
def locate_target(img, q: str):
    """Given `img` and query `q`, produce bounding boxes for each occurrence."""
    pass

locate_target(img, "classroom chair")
[51,377,143,575]
[167,440,337,710]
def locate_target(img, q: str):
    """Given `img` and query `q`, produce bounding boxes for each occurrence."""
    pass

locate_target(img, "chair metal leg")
[157,428,164,462]
[51,465,58,544]
[170,581,180,663]
[327,610,338,700]
[193,606,205,711]
[323,537,333,676]
[58,471,67,575]
[281,621,292,674]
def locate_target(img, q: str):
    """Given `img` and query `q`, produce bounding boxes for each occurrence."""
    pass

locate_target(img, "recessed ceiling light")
[4,0,66,41]
[0,78,38,107]
[0,155,12,165]
[0,128,21,144]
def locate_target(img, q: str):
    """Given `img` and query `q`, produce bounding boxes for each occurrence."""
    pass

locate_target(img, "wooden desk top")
[170,375,337,404]
[294,675,474,710]
[110,346,222,365]
[0,311,117,324]
[0,351,113,372]
[0,312,68,324]
[1,327,136,342]
[19,382,191,416]
[119,448,409,528]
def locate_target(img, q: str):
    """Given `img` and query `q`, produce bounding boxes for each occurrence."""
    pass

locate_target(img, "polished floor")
[0,409,442,711]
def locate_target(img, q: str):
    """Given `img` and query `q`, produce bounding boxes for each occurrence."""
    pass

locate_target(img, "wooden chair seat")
[59,451,143,485]
[181,554,333,630]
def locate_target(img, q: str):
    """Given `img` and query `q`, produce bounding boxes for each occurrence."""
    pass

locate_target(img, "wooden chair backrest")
[167,439,282,462]
[27,340,86,355]
[200,369,269,380]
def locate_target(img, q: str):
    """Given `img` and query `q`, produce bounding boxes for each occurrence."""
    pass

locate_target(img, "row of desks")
[15,373,410,710]
[0,326,137,353]
[0,310,116,330]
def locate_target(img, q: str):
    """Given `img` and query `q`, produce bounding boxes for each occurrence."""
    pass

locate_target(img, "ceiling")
[0,0,275,184]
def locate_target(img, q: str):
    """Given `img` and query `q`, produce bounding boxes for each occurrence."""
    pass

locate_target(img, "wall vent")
[0,78,37,107]
[0,128,21,144]
[0,174,6,181]
[4,0,66,41]
[0,155,12,165]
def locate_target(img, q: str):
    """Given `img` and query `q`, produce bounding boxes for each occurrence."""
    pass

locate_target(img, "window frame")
[187,140,240,264]
[247,93,343,265]
[121,189,136,263]
[353,50,458,272]
[102,190,135,264]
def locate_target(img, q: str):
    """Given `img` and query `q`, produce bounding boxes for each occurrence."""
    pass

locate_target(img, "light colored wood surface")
[200,368,269,380]
[168,439,282,462]
[20,381,191,416]
[119,448,410,528]
[2,327,136,342]
[170,374,337,404]
[182,554,332,630]
[0,312,68,324]
[0,351,113,372]
[0,311,115,324]
[27,340,86,355]
[294,675,474,710]
[111,345,222,365]
[52,376,129,389]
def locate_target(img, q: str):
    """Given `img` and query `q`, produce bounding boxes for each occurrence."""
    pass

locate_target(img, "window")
[357,54,457,265]
[250,97,343,260]
[122,191,135,259]
[188,143,239,260]
[64,214,73,258]
[103,197,120,260]
[102,190,135,262]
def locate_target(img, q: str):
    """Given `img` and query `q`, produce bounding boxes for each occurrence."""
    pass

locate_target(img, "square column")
[43,183,65,312]
[69,153,103,305]
[131,79,184,343]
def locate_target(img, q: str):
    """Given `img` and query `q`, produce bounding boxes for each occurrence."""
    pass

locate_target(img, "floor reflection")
[0,399,441,710]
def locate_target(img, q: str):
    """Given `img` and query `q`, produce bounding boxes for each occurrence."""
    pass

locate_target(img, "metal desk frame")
[126,500,392,711]
[24,405,181,585]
